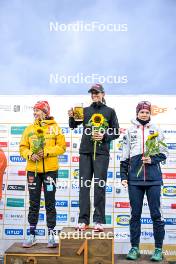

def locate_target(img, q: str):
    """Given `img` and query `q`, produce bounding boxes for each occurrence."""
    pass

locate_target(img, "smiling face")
[137,109,151,121]
[91,90,105,103]
[33,108,46,120]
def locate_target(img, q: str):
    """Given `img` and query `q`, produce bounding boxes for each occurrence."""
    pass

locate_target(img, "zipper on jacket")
[39,121,45,173]
[142,125,146,181]
[42,157,45,173]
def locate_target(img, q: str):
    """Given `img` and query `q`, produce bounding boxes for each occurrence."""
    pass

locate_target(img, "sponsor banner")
[69,212,79,226]
[10,126,26,135]
[140,230,154,243]
[4,227,24,239]
[163,185,176,197]
[114,186,128,197]
[166,143,176,151]
[26,228,46,238]
[6,183,26,195]
[55,199,69,209]
[7,167,26,178]
[114,228,130,242]
[163,172,176,180]
[56,181,70,197]
[0,200,4,209]
[70,200,79,212]
[9,154,26,164]
[115,214,130,227]
[162,154,176,169]
[38,213,45,223]
[71,168,79,180]
[110,141,114,152]
[9,139,20,151]
[0,141,8,148]
[0,226,2,239]
[65,139,71,151]
[161,200,176,211]
[140,244,176,261]
[114,201,130,210]
[0,211,3,223]
[109,153,115,168]
[58,154,70,165]
[71,138,81,152]
[106,183,114,197]
[4,211,25,225]
[105,215,112,225]
[6,197,25,208]
[165,230,176,242]
[71,154,79,165]
[56,213,68,225]
[107,170,114,179]
[0,124,8,132]
[106,197,114,211]
[70,181,79,197]
[58,169,69,179]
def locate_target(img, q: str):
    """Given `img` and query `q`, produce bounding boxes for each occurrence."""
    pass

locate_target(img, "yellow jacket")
[19,119,66,172]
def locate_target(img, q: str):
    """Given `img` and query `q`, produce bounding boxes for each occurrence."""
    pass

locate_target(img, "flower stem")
[137,164,144,177]
[35,160,38,177]
[93,141,97,160]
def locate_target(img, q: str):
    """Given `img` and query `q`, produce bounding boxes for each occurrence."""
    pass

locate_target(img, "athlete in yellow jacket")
[20,100,66,248]
[20,118,66,172]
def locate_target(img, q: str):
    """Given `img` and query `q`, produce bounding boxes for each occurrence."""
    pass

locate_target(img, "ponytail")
[102,97,106,105]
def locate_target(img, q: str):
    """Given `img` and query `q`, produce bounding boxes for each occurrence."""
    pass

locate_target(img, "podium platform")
[4,228,173,263]
[4,227,114,264]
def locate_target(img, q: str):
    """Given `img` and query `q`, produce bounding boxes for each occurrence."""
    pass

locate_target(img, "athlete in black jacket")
[68,84,119,231]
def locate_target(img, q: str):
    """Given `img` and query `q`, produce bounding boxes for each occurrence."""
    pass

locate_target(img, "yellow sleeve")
[19,127,33,160]
[44,125,66,157]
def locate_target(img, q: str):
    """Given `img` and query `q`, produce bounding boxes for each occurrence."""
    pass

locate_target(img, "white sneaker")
[75,223,89,231]
[93,223,104,232]
[23,234,37,248]
[47,234,57,248]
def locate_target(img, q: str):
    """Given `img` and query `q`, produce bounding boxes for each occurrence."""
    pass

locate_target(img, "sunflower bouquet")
[86,113,109,160]
[137,132,167,177]
[32,128,45,176]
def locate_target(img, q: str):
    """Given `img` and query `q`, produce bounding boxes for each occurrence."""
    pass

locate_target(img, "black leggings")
[27,170,57,229]
[78,154,109,225]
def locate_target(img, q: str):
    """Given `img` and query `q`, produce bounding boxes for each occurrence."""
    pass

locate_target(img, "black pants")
[27,171,57,229]
[128,185,165,248]
[78,153,109,225]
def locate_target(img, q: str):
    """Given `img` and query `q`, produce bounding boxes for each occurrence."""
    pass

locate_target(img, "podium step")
[115,255,169,263]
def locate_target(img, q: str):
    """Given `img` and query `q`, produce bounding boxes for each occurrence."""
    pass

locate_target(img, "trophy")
[73,103,84,121]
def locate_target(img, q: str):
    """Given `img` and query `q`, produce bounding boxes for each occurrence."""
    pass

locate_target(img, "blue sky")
[0,0,176,95]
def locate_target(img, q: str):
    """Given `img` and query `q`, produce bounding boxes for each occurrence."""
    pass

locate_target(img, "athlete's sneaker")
[47,234,57,248]
[150,248,163,262]
[126,247,140,260]
[93,223,104,232]
[23,234,37,248]
[75,223,89,231]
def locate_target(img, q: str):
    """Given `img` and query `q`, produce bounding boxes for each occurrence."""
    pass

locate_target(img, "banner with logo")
[0,95,176,254]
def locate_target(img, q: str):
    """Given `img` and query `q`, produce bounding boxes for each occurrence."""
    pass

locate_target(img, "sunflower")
[91,113,105,127]
[147,132,159,140]
[36,128,44,136]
